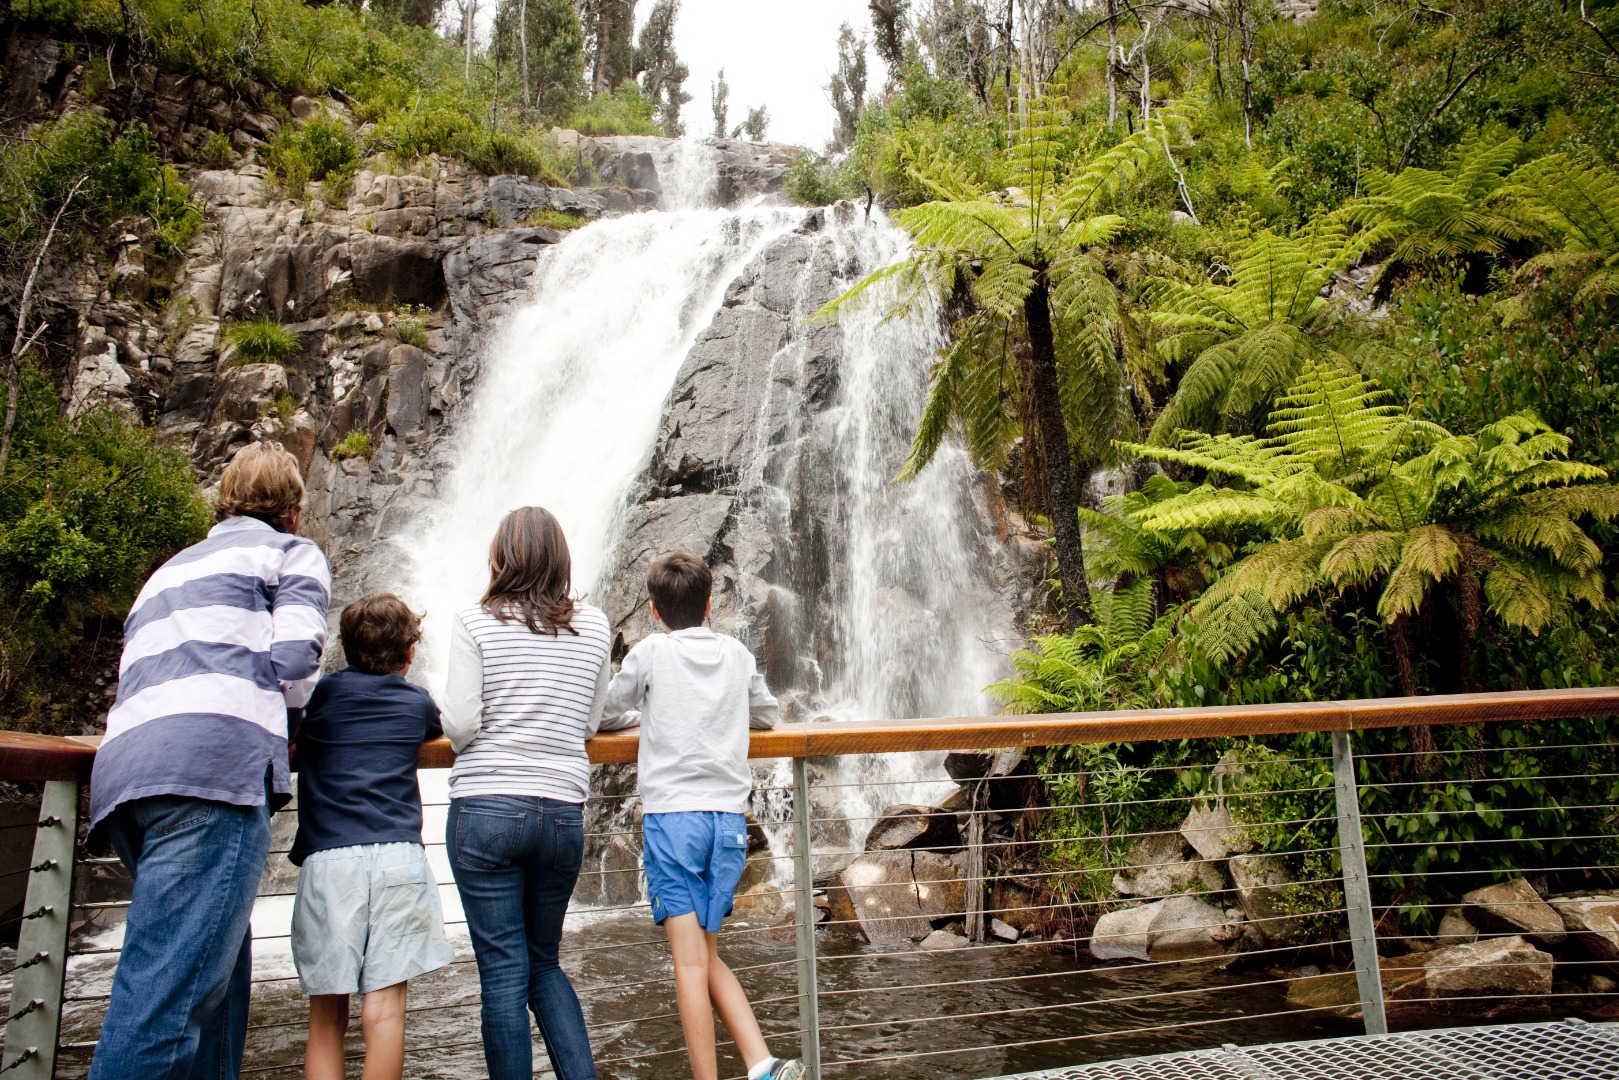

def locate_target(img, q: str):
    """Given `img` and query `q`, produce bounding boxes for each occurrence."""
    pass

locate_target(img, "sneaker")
[758,1059,805,1080]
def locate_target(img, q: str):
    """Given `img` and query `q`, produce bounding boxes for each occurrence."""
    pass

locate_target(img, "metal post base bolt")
[2,780,79,1078]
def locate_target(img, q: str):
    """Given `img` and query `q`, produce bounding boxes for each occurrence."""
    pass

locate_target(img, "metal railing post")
[3,779,80,1077]
[1330,730,1386,1036]
[790,757,821,1080]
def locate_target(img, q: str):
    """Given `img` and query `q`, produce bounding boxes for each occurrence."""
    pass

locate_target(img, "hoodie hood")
[669,627,726,669]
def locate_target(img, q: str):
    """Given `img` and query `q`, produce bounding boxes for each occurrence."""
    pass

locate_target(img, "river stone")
[1462,878,1566,947]
[1112,832,1223,898]
[864,804,962,853]
[839,851,931,943]
[733,883,783,919]
[990,918,1019,942]
[1090,904,1155,962]
[1551,894,1619,962]
[912,850,967,921]
[1422,935,1554,1000]
[1146,895,1243,963]
[1228,853,1302,946]
[920,929,970,951]
[1180,802,1254,861]
[1436,907,1480,945]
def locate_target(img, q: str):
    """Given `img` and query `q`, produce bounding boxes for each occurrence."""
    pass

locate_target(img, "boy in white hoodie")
[599,552,802,1080]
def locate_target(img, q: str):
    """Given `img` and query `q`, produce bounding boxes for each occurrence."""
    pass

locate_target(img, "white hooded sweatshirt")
[599,627,778,814]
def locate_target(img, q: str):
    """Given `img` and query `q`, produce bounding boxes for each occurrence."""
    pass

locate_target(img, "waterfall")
[398,143,1020,891]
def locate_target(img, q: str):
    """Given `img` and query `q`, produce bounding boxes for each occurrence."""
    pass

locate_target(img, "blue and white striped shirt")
[89,516,332,837]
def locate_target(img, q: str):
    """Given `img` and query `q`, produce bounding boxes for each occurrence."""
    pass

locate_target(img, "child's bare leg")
[704,931,770,1069]
[666,913,719,1080]
[359,982,408,1080]
[304,994,350,1080]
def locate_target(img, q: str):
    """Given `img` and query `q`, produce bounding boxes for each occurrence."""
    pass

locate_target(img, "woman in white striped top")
[442,506,612,1080]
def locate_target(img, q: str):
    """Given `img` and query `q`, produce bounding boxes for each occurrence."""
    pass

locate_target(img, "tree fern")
[1119,364,1619,676]
[1509,155,1619,305]
[1340,135,1541,279]
[1147,222,1371,443]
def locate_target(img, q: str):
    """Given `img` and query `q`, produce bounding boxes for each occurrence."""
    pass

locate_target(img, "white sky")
[640,1,887,149]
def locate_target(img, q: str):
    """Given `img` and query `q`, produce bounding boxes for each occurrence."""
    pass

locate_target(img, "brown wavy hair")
[482,506,577,636]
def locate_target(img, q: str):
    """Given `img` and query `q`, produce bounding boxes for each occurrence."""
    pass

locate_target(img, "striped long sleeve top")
[441,602,613,803]
[89,516,332,839]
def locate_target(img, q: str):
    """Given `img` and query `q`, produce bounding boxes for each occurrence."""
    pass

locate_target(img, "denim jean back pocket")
[453,806,524,871]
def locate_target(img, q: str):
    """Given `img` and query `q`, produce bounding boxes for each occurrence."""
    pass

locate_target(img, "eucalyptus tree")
[820,108,1190,627]
[635,0,692,135]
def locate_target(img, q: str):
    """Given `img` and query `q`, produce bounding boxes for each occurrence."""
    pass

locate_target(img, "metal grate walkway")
[991,1019,1619,1080]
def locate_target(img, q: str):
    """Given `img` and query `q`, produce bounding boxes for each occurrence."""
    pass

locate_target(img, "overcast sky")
[640,1,887,149]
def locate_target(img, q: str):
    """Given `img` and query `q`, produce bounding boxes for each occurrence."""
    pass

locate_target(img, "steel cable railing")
[3,689,1619,1079]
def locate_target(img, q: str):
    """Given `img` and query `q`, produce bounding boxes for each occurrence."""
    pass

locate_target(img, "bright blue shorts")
[642,811,749,932]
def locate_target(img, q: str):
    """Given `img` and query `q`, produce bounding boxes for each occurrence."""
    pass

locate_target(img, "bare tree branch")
[2,173,89,478]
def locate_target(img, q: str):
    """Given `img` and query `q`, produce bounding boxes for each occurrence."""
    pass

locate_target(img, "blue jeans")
[88,791,271,1080]
[448,795,596,1080]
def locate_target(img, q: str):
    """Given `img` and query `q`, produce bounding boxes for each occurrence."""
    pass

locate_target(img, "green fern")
[1147,221,1370,442]
[1122,364,1619,670]
[1509,155,1619,306]
[989,580,1173,714]
[1340,135,1541,279]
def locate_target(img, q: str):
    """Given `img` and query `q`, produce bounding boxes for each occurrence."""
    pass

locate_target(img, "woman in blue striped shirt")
[442,506,613,1080]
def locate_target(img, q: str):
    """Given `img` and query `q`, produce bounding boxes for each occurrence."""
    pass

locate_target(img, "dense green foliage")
[823,0,1619,919]
[223,318,302,366]
[0,367,209,713]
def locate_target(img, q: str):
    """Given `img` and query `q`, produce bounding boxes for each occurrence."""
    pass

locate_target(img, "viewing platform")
[2,688,1618,1078]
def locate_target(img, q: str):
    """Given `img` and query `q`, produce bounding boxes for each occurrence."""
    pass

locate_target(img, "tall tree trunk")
[1105,0,1117,126]
[463,0,476,81]
[519,0,531,108]
[1024,276,1092,628]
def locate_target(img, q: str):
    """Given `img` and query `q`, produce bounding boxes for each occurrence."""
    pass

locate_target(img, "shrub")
[223,317,301,366]
[568,83,659,137]
[384,306,429,348]
[0,115,202,258]
[785,152,860,207]
[522,207,588,231]
[196,131,236,169]
[260,116,359,197]
[0,365,210,716]
[331,429,373,460]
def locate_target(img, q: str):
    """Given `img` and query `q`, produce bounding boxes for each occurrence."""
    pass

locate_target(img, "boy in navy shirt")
[290,593,453,1080]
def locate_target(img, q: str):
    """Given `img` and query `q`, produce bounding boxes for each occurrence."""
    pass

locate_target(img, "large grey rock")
[470,175,607,226]
[1422,935,1554,1000]
[920,929,970,951]
[1551,894,1619,962]
[864,804,962,853]
[840,850,932,943]
[212,363,289,425]
[1228,853,1302,946]
[349,234,444,307]
[1112,832,1224,898]
[1145,895,1243,963]
[385,344,432,439]
[1436,907,1480,946]
[443,227,559,323]
[1180,802,1254,861]
[1462,878,1565,947]
[1090,904,1155,962]
[912,850,966,921]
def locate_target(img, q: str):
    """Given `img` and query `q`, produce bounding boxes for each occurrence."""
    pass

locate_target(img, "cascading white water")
[401,143,1013,871]
[402,150,799,681]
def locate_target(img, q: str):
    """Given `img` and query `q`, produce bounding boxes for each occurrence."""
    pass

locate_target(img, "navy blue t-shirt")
[290,667,442,865]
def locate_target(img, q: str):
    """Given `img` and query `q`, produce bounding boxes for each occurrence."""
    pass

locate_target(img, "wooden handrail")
[3,687,1617,783]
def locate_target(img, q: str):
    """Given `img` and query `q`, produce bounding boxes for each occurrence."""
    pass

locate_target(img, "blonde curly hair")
[216,442,304,522]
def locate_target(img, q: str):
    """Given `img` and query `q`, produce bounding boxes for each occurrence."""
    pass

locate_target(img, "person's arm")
[597,640,649,731]
[583,654,613,738]
[441,615,484,752]
[747,652,779,730]
[273,539,332,732]
[421,689,444,744]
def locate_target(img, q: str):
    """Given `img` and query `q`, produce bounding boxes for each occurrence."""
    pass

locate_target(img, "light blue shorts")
[291,842,454,995]
[643,812,749,933]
